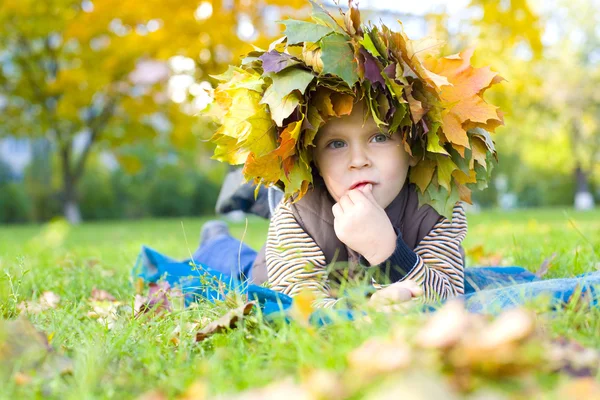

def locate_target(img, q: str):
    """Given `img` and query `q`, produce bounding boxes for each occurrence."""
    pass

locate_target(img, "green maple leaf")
[281,19,334,45]
[260,68,314,126]
[320,33,359,88]
[420,178,460,220]
[266,68,315,97]
[359,33,382,58]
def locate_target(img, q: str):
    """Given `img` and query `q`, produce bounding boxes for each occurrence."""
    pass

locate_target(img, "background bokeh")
[0,0,598,224]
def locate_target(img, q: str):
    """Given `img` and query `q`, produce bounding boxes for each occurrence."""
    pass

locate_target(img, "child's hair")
[209,1,503,218]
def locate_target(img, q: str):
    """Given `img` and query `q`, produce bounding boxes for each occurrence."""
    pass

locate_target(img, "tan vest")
[251,177,443,285]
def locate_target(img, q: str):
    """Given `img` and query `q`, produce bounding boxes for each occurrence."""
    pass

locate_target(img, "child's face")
[313,100,415,209]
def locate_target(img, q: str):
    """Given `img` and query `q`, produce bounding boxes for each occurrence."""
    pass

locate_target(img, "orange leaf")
[457,184,472,204]
[242,152,281,185]
[425,49,503,147]
[330,92,354,116]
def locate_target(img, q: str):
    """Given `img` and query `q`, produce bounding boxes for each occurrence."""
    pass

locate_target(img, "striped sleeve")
[265,201,339,308]
[401,203,467,302]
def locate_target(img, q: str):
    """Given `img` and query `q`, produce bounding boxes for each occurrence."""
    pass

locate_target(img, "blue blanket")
[133,244,599,324]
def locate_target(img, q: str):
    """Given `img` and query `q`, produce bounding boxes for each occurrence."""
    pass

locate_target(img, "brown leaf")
[195,302,255,342]
[555,378,600,398]
[178,381,207,400]
[547,337,600,377]
[17,291,60,314]
[475,309,535,349]
[416,300,469,349]
[13,372,32,386]
[137,390,168,400]
[343,4,361,36]
[347,337,412,376]
[301,369,346,400]
[217,378,310,400]
[136,282,172,317]
[535,253,557,278]
[0,317,73,380]
[90,287,117,302]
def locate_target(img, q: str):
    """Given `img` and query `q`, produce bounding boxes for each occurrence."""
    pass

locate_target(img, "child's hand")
[332,183,397,265]
[369,280,423,308]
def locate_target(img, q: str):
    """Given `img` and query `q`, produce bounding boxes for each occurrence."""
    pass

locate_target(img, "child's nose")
[348,146,371,169]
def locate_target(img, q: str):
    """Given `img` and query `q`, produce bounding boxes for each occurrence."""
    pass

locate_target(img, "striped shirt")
[265,200,467,308]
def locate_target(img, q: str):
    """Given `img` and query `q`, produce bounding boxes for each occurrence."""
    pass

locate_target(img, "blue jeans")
[134,233,600,318]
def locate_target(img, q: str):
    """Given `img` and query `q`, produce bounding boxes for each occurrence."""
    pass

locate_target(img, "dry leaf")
[364,372,459,400]
[0,317,73,380]
[195,302,255,342]
[475,308,535,349]
[547,338,600,377]
[347,337,412,376]
[178,381,207,400]
[90,287,117,302]
[535,253,557,278]
[17,291,60,314]
[216,378,311,400]
[301,369,346,400]
[137,390,168,400]
[13,372,32,385]
[136,282,172,317]
[555,377,600,398]
[416,300,469,348]
[289,289,317,329]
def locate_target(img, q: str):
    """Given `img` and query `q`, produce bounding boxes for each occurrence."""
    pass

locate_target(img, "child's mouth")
[349,181,374,191]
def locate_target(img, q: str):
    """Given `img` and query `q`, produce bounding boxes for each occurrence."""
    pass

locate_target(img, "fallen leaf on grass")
[467,245,504,267]
[137,390,168,400]
[546,337,600,378]
[416,300,470,348]
[178,381,207,400]
[87,301,120,329]
[289,289,317,329]
[13,372,32,385]
[216,378,311,400]
[90,287,117,302]
[535,253,557,278]
[195,302,256,342]
[136,282,173,317]
[555,377,600,398]
[17,291,60,314]
[347,337,412,376]
[364,372,459,400]
[170,322,201,347]
[0,317,73,381]
[301,369,346,400]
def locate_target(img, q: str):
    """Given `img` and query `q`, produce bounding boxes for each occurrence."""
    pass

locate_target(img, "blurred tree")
[430,0,600,208]
[0,0,307,223]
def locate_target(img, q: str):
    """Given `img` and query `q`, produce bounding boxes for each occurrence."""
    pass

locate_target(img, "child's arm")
[265,201,339,308]
[372,203,467,302]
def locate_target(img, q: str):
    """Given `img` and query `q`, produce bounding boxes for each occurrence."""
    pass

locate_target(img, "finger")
[396,280,423,298]
[361,183,378,205]
[339,195,354,211]
[347,188,368,206]
[332,203,342,218]
[389,287,413,303]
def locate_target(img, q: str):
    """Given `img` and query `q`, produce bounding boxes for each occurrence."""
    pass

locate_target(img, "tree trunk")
[60,145,82,224]
[574,163,595,210]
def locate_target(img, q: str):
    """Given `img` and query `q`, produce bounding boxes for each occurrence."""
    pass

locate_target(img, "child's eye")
[371,134,388,143]
[327,140,346,149]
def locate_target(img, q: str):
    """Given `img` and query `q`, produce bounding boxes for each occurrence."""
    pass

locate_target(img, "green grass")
[0,208,599,399]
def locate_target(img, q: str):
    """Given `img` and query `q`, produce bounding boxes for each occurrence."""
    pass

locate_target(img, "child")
[251,100,467,308]
[209,2,503,308]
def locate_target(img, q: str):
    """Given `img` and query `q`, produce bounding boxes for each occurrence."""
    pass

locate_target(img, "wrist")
[364,229,397,265]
